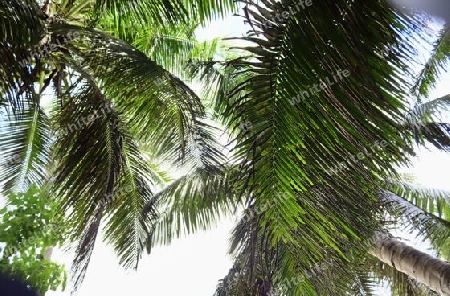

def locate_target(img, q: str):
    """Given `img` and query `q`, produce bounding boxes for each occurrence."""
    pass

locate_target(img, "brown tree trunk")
[372,232,450,295]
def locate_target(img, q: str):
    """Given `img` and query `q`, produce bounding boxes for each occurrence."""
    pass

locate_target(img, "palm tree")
[207,1,450,295]
[3,0,450,296]
[170,0,450,295]
[0,0,236,292]
[174,1,450,293]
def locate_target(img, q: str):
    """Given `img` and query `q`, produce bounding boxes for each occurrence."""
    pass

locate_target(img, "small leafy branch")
[0,185,67,294]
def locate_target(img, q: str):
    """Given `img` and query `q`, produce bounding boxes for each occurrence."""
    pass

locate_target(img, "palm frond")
[381,182,450,244]
[385,180,450,218]
[50,24,225,172]
[409,122,450,151]
[51,79,158,289]
[93,0,237,29]
[413,27,450,97]
[69,210,102,295]
[0,100,52,193]
[408,94,450,120]
[212,0,423,286]
[404,94,450,151]
[52,83,123,290]
[144,167,235,248]
[102,129,159,269]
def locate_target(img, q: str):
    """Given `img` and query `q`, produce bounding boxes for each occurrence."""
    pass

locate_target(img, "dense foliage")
[1,0,450,295]
[0,185,67,294]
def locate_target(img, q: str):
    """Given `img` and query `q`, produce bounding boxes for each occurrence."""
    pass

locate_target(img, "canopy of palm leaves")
[0,0,235,291]
[2,0,450,295]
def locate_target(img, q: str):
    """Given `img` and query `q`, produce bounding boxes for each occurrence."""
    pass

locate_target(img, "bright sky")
[64,219,236,295]
[9,10,450,296]
[402,70,450,191]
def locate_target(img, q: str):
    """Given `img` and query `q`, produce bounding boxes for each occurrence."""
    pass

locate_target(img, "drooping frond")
[413,27,450,97]
[52,83,123,290]
[381,182,450,245]
[409,122,450,151]
[92,0,237,29]
[408,94,450,121]
[69,210,102,295]
[102,128,159,269]
[0,100,52,193]
[210,1,423,293]
[50,77,157,289]
[144,167,235,247]
[50,24,225,172]
[404,94,450,151]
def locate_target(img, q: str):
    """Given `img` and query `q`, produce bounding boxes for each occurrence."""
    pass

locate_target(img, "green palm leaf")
[210,1,423,289]
[51,81,158,288]
[93,0,237,28]
[382,181,450,245]
[413,27,450,97]
[50,25,225,171]
[410,122,450,151]
[404,94,450,151]
[409,94,450,120]
[0,100,52,193]
[144,167,235,247]
[52,83,123,289]
[102,129,160,269]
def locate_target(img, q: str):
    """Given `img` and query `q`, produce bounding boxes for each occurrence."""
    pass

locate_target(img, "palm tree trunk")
[371,232,450,295]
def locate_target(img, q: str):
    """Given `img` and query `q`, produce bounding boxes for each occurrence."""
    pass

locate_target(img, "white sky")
[65,219,236,295]
[14,11,450,296]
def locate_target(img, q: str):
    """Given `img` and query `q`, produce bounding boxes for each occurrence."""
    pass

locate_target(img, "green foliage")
[414,28,450,97]
[209,0,424,293]
[405,94,450,151]
[0,0,232,291]
[0,185,67,294]
[2,0,450,295]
